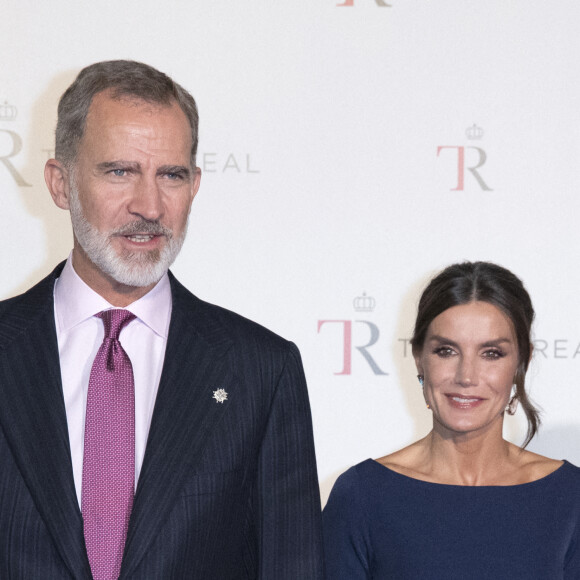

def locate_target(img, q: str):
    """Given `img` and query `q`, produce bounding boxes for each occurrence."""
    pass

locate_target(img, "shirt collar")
[54,254,172,339]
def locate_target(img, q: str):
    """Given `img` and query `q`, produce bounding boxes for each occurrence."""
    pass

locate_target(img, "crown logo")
[466,123,483,140]
[0,100,17,121]
[353,292,375,312]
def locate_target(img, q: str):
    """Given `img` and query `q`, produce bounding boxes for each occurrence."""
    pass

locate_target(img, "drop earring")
[506,385,519,415]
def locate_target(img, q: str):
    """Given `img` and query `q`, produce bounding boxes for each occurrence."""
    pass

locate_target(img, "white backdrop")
[2,1,580,505]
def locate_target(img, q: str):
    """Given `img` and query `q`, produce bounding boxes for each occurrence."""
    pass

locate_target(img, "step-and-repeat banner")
[2,1,580,503]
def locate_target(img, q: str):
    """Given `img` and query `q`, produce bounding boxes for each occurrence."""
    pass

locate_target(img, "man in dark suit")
[0,60,323,579]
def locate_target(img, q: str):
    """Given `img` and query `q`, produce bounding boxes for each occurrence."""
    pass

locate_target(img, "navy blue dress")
[323,459,580,579]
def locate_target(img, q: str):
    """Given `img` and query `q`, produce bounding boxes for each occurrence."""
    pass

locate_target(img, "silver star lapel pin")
[213,388,228,404]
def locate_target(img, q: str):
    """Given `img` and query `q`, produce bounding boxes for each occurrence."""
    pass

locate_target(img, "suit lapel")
[0,265,92,579]
[121,274,235,578]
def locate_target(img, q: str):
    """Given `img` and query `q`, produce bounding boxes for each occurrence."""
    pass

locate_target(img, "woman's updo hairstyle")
[410,261,539,447]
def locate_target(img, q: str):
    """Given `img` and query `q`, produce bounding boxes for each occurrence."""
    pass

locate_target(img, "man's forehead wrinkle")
[81,93,193,167]
[86,131,189,165]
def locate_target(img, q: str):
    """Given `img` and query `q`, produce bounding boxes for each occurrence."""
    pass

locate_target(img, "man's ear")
[44,159,72,210]
[189,167,202,205]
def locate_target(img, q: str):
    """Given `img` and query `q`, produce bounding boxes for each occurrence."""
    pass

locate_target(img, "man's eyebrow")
[157,165,192,178]
[96,160,141,172]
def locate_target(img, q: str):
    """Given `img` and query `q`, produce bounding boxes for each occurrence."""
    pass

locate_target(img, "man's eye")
[112,169,126,177]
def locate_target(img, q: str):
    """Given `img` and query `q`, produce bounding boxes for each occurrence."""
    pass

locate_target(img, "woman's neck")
[421,426,514,485]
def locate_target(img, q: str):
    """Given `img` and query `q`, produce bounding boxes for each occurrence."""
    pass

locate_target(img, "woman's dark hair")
[410,261,540,448]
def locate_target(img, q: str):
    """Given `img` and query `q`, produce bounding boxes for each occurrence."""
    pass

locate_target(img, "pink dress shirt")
[53,256,171,506]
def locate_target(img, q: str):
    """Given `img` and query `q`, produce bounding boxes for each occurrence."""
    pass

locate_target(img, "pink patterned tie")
[82,309,136,580]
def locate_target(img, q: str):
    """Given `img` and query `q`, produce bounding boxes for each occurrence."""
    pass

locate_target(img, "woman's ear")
[413,345,423,378]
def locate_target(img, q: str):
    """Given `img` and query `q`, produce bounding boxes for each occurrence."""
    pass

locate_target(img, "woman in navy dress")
[323,262,580,579]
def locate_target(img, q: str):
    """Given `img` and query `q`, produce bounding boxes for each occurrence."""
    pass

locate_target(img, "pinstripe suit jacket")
[0,263,323,579]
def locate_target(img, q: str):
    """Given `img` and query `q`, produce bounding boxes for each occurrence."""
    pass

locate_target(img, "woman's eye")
[483,349,504,359]
[434,347,455,358]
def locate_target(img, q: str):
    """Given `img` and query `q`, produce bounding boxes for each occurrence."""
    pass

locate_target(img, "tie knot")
[97,309,136,340]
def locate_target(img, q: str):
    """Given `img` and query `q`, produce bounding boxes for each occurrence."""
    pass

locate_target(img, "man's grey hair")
[55,60,199,169]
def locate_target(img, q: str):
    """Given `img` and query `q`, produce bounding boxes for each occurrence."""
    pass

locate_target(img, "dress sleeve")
[564,464,580,580]
[323,467,372,580]
[565,528,580,579]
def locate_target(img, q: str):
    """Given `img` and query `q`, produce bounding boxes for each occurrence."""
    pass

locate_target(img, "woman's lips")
[445,394,485,409]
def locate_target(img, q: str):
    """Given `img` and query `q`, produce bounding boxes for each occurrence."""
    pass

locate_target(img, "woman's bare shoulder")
[375,439,433,481]
[513,447,564,482]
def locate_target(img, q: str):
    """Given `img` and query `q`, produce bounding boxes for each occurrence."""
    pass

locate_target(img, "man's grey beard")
[68,187,187,288]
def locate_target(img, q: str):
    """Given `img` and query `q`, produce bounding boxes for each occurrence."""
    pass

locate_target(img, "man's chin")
[106,265,166,288]
[119,248,163,266]
[115,252,171,284]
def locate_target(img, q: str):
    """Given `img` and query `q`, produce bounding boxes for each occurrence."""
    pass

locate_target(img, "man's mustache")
[112,220,173,239]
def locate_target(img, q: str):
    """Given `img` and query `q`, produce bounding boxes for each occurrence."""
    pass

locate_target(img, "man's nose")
[127,176,164,221]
